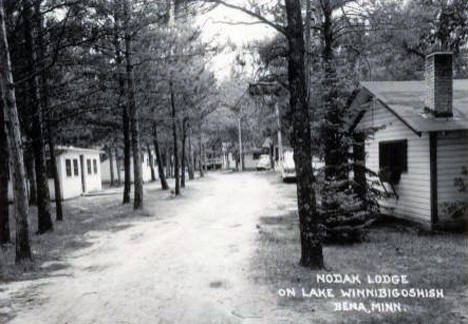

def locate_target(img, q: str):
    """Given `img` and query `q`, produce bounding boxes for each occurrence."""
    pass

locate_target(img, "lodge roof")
[355,79,468,135]
[55,145,104,154]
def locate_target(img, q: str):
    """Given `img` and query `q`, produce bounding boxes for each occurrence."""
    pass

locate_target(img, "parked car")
[281,150,296,182]
[256,154,271,171]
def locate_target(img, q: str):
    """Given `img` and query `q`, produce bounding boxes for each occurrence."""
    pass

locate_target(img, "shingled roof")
[356,79,468,135]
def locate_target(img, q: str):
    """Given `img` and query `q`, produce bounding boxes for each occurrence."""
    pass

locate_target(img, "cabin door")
[80,154,86,193]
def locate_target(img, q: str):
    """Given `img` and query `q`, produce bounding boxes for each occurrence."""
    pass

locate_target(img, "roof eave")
[359,85,422,137]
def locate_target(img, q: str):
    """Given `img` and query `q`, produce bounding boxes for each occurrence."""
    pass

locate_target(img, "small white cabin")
[8,146,103,201]
[49,146,103,200]
[351,52,468,230]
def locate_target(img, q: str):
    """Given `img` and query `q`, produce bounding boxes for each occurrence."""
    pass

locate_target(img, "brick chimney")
[425,52,453,117]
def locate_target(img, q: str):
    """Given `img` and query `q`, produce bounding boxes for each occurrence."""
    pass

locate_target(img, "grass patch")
[252,211,468,323]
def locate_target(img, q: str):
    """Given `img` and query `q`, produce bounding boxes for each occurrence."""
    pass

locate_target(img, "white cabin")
[352,52,468,230]
[8,146,103,201]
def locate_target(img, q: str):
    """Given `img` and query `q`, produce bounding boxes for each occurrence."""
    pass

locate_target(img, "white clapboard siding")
[437,131,468,222]
[58,151,84,200]
[358,100,431,223]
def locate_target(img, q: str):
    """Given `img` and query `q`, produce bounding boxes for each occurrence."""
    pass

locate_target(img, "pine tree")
[0,0,32,261]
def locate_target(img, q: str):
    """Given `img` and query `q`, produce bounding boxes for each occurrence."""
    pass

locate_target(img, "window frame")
[87,159,92,175]
[73,159,79,176]
[93,159,97,174]
[378,139,408,185]
[65,159,72,177]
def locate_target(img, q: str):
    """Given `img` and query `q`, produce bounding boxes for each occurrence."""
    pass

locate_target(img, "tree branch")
[206,0,287,36]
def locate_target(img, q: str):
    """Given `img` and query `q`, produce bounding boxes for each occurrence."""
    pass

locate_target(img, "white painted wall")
[57,151,82,200]
[244,153,259,170]
[8,148,103,201]
[437,131,468,223]
[223,153,236,169]
[83,152,102,193]
[358,100,432,224]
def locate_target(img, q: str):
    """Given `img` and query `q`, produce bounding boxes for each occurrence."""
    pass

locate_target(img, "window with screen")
[379,140,408,184]
[87,159,92,175]
[93,159,97,174]
[65,159,72,177]
[73,159,79,176]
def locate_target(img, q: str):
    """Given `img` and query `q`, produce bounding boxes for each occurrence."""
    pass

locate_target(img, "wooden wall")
[357,100,432,224]
[437,131,468,224]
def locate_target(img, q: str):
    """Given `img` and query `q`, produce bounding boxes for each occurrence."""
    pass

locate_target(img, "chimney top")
[425,52,453,118]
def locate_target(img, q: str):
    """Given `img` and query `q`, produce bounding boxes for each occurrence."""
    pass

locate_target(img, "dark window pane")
[66,159,72,177]
[379,140,408,184]
[73,159,79,176]
[93,159,97,174]
[87,159,92,175]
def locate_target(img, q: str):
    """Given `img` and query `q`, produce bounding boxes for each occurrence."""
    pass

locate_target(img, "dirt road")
[5,172,297,324]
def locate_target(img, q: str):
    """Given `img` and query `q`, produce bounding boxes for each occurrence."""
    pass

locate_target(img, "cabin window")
[65,159,72,177]
[93,159,97,174]
[87,159,92,175]
[252,152,261,160]
[73,159,79,176]
[379,140,408,185]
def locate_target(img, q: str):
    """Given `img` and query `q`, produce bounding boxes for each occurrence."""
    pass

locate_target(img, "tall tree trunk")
[35,0,62,222]
[203,143,208,173]
[285,0,323,269]
[23,0,52,234]
[147,143,156,182]
[114,146,122,185]
[153,123,169,190]
[321,0,342,181]
[170,80,180,195]
[0,0,32,261]
[122,104,131,203]
[181,118,187,188]
[304,0,312,103]
[114,4,131,204]
[25,150,37,205]
[123,0,143,209]
[198,131,204,178]
[108,146,115,186]
[47,131,63,221]
[0,90,10,245]
[188,126,194,180]
[165,145,171,179]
